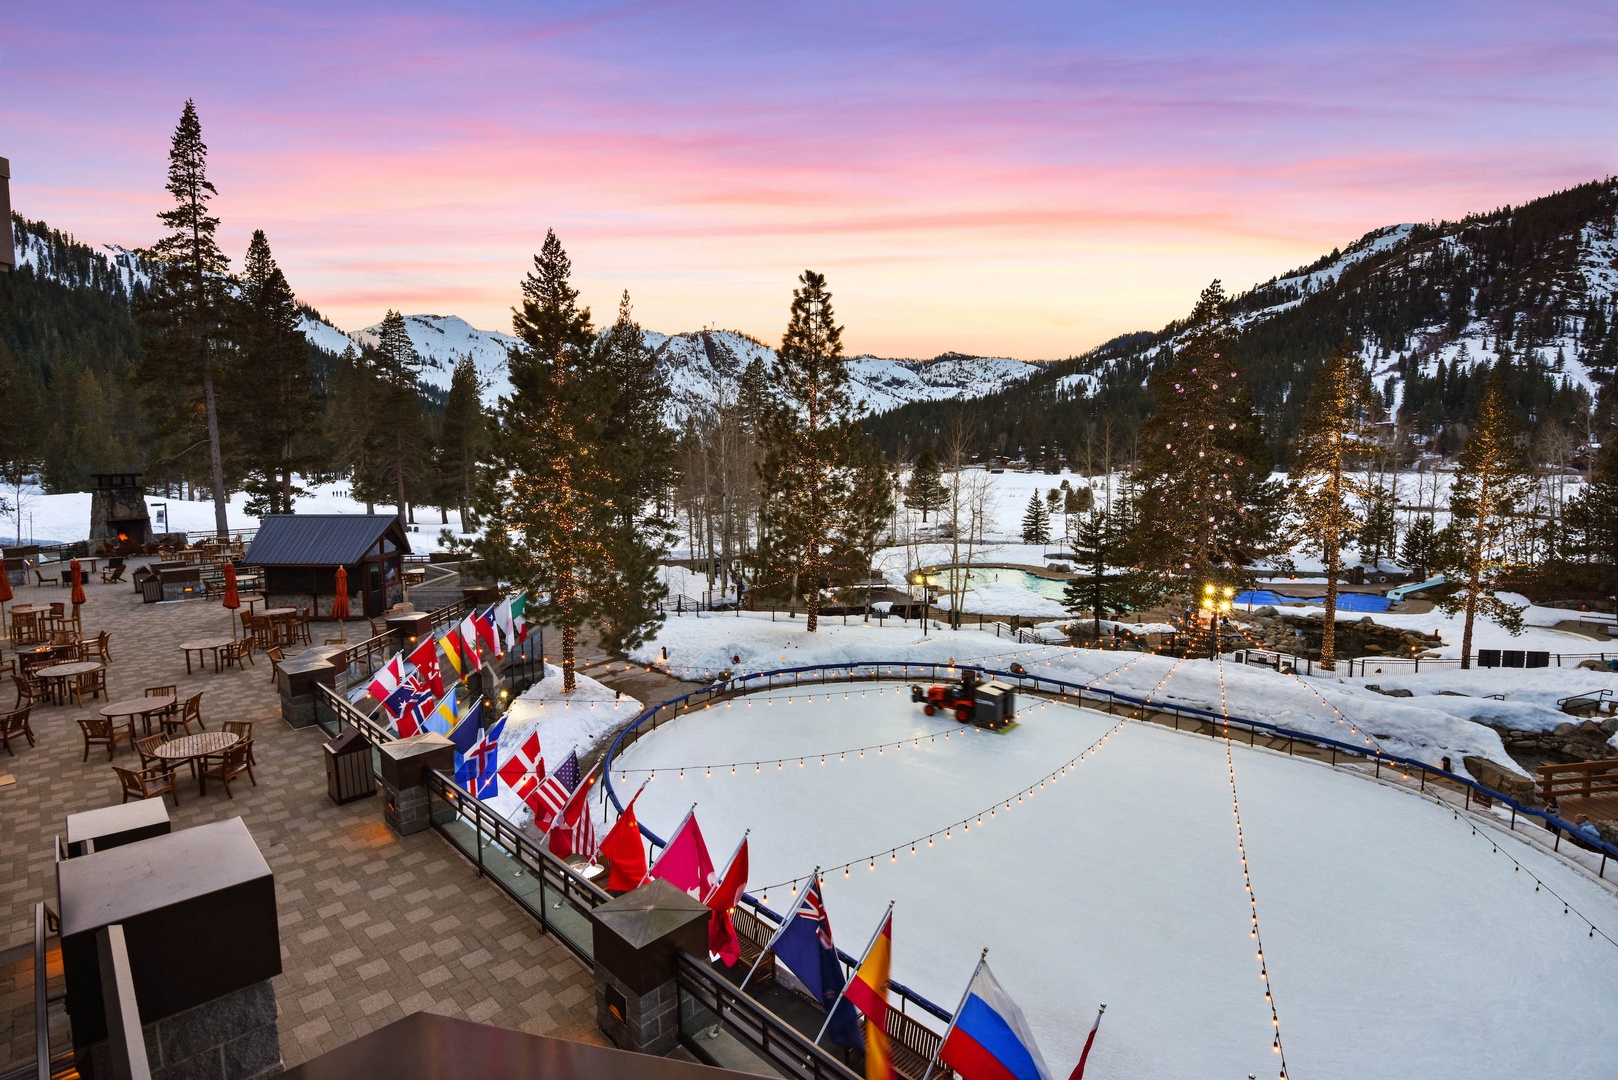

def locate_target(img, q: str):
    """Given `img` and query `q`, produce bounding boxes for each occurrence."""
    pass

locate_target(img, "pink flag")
[648,808,716,898]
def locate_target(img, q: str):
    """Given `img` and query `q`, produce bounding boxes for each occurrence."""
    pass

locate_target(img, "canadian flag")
[704,836,749,966]
[648,807,716,898]
[366,654,407,704]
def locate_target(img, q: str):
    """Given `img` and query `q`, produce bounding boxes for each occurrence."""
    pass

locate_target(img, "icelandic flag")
[767,879,862,1048]
[466,716,505,780]
[938,962,1053,1080]
[366,653,407,704]
[474,771,500,800]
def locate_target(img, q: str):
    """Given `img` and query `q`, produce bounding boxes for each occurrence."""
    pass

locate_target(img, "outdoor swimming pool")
[926,564,1070,601]
[1235,590,1393,612]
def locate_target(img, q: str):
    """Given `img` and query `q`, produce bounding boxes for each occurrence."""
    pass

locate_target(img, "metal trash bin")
[325,726,377,805]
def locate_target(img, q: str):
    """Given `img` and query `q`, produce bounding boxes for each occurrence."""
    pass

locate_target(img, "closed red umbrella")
[70,559,86,605]
[222,561,240,639]
[0,565,11,641]
[332,565,350,641]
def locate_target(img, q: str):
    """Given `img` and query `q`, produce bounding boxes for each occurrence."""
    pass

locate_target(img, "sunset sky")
[7,1,1617,358]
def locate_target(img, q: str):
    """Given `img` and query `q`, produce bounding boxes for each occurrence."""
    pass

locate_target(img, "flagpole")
[813,899,894,1046]
[920,948,986,1080]
[739,870,815,992]
[705,830,749,906]
[1068,1003,1107,1080]
[646,802,697,887]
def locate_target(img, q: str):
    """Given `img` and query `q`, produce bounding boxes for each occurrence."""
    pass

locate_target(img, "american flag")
[532,749,580,831]
[548,763,597,859]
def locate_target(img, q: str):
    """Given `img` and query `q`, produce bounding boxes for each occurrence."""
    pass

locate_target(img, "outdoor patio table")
[9,606,41,644]
[150,730,240,795]
[101,695,178,736]
[179,637,235,675]
[35,660,104,705]
[264,607,298,645]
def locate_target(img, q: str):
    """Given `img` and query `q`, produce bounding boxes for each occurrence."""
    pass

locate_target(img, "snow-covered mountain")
[298,315,1037,420]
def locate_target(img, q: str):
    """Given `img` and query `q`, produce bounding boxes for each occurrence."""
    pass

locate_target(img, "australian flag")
[767,878,863,1048]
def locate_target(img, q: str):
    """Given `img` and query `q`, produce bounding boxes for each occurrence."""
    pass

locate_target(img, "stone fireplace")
[89,473,152,548]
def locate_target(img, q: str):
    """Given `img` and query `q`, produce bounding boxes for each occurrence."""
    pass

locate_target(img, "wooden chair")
[48,602,65,618]
[223,720,255,765]
[70,666,107,706]
[178,691,205,734]
[78,715,133,761]
[221,638,255,671]
[294,607,314,645]
[32,568,59,588]
[134,733,177,778]
[0,706,35,755]
[114,765,179,807]
[265,646,285,684]
[201,740,255,797]
[12,674,39,709]
[145,684,179,728]
[93,630,113,664]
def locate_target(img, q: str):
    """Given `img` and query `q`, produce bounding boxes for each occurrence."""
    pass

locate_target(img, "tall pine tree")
[1288,345,1372,671]
[757,270,858,632]
[227,229,320,515]
[903,451,947,522]
[433,354,487,529]
[1129,281,1281,598]
[1438,371,1535,668]
[372,310,428,523]
[136,99,232,537]
[1020,492,1051,545]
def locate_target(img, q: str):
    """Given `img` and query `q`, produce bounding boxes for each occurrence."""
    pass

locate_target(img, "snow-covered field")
[613,684,1618,1080]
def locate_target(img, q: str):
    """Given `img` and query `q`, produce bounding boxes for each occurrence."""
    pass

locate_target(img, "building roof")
[243,514,411,567]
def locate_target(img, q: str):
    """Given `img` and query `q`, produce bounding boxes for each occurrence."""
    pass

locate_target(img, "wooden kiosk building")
[243,514,410,619]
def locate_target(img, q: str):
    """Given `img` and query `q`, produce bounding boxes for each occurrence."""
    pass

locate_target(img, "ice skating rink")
[613,682,1618,1079]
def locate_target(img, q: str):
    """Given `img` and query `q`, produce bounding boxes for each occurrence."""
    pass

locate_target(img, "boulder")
[1364,685,1414,698]
[1463,755,1537,802]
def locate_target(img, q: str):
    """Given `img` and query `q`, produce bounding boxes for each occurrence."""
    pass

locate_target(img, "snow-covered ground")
[2,481,473,551]
[614,685,1618,1080]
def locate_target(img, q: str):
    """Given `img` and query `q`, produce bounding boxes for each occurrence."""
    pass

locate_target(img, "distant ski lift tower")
[0,157,13,272]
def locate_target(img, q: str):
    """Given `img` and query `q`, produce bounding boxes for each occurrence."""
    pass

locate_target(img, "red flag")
[547,765,597,859]
[1068,1004,1107,1080]
[408,635,444,697]
[648,808,716,898]
[499,732,543,791]
[704,837,749,966]
[599,787,650,892]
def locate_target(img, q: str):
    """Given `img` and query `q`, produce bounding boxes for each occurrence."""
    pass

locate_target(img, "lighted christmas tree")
[1128,281,1282,600]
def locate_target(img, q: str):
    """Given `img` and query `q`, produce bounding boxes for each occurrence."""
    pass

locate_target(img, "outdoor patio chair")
[200,740,255,798]
[265,646,285,684]
[78,715,133,761]
[294,608,314,645]
[11,674,38,709]
[48,602,65,618]
[92,630,112,664]
[223,720,255,764]
[179,691,205,733]
[0,706,35,755]
[114,764,179,807]
[134,733,179,779]
[221,638,255,671]
[69,666,107,707]
[32,568,59,588]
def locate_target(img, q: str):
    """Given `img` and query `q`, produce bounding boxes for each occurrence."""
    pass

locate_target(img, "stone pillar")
[383,610,432,655]
[589,879,711,1056]
[378,733,456,836]
[57,818,283,1080]
[277,655,337,729]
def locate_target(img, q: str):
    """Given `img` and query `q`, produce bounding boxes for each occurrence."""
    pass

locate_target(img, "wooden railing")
[1536,760,1618,804]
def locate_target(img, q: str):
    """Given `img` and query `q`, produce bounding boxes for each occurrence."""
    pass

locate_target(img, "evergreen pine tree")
[1438,372,1535,668]
[1357,491,1398,568]
[228,229,320,515]
[1399,516,1442,579]
[372,309,429,523]
[757,270,858,632]
[327,344,387,512]
[843,436,897,614]
[1020,491,1051,544]
[903,451,948,522]
[1288,345,1372,671]
[1564,445,1618,613]
[475,230,659,689]
[135,99,233,537]
[434,354,487,529]
[1063,501,1160,637]
[1129,282,1282,597]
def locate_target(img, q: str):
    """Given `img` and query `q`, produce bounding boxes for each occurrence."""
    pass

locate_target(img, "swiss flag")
[704,837,749,966]
[599,788,649,892]
[408,636,444,697]
[499,732,543,792]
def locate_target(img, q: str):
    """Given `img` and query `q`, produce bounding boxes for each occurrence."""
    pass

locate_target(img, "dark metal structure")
[0,156,13,272]
[244,514,410,618]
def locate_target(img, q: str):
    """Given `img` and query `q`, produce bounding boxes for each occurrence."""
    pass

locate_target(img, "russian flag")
[939,962,1053,1080]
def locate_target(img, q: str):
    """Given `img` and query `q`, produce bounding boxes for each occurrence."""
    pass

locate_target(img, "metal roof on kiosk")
[242,514,411,566]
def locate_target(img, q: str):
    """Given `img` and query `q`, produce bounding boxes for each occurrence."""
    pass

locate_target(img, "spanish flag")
[842,912,894,1080]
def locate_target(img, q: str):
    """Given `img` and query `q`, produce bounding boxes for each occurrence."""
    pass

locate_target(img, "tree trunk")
[202,367,229,539]
[561,621,577,693]
[1322,529,1339,672]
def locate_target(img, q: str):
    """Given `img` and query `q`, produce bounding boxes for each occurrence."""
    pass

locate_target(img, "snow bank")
[937,581,1068,618]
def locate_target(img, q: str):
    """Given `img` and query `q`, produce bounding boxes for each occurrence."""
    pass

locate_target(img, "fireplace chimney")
[0,157,13,273]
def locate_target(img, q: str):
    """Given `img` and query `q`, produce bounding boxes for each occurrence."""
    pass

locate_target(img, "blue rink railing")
[602,661,1618,900]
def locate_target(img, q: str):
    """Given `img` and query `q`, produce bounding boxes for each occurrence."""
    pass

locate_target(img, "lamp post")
[1201,583,1234,658]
